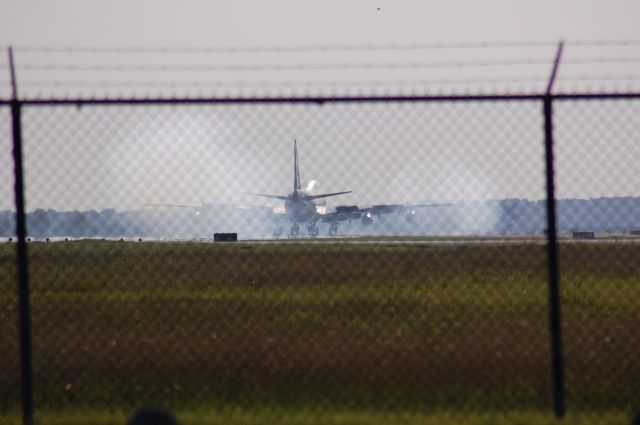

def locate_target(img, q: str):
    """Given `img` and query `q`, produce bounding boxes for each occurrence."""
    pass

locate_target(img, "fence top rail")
[1,92,640,106]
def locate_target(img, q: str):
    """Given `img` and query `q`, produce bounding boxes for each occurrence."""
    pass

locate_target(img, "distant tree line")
[496,196,640,234]
[0,197,639,238]
[0,208,149,238]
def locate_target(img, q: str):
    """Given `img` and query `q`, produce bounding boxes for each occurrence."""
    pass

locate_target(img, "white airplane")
[248,141,447,237]
[146,140,449,237]
[246,140,351,236]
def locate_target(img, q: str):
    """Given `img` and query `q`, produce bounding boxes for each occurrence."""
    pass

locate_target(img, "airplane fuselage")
[284,190,319,223]
[249,141,351,236]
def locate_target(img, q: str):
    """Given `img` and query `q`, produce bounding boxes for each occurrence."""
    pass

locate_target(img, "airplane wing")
[244,191,351,202]
[143,203,201,209]
[144,202,252,210]
[409,202,457,208]
[244,193,290,201]
[307,191,352,200]
[143,202,282,215]
[360,202,457,215]
[321,201,456,223]
[320,205,362,223]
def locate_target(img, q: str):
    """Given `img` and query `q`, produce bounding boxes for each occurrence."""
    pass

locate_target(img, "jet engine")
[361,212,374,226]
[405,209,416,223]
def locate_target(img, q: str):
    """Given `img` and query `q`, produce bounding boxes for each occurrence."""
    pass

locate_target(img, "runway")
[244,235,640,245]
[3,235,640,245]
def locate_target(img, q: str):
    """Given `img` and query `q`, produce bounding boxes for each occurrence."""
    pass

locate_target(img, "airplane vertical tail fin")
[294,140,301,191]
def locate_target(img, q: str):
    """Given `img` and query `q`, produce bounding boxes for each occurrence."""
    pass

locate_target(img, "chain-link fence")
[1,94,639,425]
[554,99,640,416]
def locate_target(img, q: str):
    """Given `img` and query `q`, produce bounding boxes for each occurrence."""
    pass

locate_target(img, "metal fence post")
[8,46,34,425]
[544,42,565,418]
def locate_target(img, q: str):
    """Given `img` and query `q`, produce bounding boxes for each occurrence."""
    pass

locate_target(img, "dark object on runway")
[214,232,238,242]
[572,231,595,240]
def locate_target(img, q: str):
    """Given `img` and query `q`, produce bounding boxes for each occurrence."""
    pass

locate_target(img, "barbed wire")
[568,40,640,47]
[7,41,560,54]
[3,90,640,104]
[557,74,640,81]
[2,42,638,98]
[6,40,640,54]
[2,57,639,73]
[0,58,556,72]
[13,74,640,90]
[13,76,551,89]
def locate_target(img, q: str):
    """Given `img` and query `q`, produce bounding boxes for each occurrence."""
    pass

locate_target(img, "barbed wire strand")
[0,59,555,72]
[7,40,640,54]
[2,57,640,73]
[15,76,552,89]
[568,40,640,47]
[8,41,560,54]
[14,74,640,90]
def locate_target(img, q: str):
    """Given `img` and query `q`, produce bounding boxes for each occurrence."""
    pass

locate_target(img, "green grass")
[0,408,634,425]
[0,240,639,424]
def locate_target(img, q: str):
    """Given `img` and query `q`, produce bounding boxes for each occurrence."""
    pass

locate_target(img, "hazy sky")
[1,1,639,211]
[2,0,639,96]
[2,0,640,47]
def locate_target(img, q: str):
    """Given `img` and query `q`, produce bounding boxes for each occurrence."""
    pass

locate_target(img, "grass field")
[0,240,639,424]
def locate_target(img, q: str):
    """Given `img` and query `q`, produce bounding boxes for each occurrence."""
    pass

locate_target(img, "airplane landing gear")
[289,224,300,237]
[328,221,339,237]
[307,223,319,237]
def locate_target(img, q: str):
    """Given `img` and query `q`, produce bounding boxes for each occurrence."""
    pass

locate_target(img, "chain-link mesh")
[555,100,640,418]
[1,98,638,424]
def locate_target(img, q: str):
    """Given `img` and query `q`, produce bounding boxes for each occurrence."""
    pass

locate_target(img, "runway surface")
[246,236,640,245]
[4,235,640,245]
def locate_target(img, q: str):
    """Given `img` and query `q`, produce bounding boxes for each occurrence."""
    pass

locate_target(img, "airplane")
[248,141,449,237]
[145,140,451,238]
[247,140,351,237]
